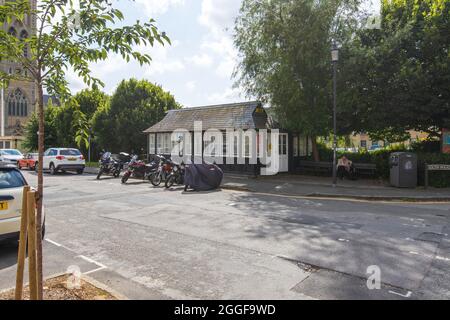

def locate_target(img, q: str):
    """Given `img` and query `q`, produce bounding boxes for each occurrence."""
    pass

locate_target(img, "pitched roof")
[144,101,270,133]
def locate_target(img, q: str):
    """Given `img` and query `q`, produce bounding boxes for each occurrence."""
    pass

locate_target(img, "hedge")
[308,144,450,188]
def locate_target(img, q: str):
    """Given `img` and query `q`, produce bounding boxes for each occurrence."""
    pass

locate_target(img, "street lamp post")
[331,41,339,187]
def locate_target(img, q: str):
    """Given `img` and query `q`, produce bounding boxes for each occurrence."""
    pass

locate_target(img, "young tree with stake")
[0,0,170,299]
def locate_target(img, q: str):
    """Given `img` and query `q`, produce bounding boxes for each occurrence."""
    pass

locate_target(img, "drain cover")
[414,232,445,244]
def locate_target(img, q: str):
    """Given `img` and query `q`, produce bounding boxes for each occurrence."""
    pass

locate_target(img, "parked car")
[0,149,24,167]
[0,165,45,243]
[18,153,38,171]
[39,148,85,175]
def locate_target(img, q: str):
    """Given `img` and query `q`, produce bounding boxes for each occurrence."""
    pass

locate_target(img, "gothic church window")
[7,89,28,117]
[20,30,29,58]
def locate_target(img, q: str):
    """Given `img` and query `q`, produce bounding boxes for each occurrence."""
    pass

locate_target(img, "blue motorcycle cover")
[184,163,223,191]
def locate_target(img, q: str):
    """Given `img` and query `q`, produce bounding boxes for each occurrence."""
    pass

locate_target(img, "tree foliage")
[0,0,170,296]
[338,0,450,140]
[234,0,364,159]
[92,79,181,154]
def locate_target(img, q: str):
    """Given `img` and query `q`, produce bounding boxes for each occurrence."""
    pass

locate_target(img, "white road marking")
[409,251,450,262]
[45,238,62,247]
[83,266,107,275]
[389,290,412,298]
[76,255,108,269]
[338,238,350,242]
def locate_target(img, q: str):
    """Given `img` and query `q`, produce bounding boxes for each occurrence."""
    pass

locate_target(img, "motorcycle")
[121,155,159,184]
[165,162,185,188]
[149,156,174,187]
[97,152,129,180]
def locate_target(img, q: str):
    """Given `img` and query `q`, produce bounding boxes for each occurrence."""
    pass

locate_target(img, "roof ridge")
[169,101,261,112]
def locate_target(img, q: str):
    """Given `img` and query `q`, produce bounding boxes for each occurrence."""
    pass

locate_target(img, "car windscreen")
[1,150,22,156]
[0,169,26,189]
[60,149,82,156]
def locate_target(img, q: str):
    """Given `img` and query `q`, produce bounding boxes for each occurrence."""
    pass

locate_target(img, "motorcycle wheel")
[165,175,175,189]
[150,173,162,186]
[121,172,131,184]
[96,169,103,180]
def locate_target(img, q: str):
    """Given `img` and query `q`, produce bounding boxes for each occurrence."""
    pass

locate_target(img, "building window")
[157,133,171,154]
[279,135,287,155]
[7,89,28,117]
[293,136,299,157]
[299,136,307,156]
[20,30,28,58]
[8,27,17,37]
[149,134,156,154]
[361,140,367,148]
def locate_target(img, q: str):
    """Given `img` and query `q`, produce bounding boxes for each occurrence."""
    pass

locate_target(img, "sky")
[67,0,381,108]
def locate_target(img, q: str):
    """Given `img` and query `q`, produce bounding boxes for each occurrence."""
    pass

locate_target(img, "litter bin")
[389,152,417,188]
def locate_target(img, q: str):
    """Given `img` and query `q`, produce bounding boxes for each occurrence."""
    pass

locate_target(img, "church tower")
[0,0,37,150]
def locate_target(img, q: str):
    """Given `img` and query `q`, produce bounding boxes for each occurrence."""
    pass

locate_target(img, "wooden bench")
[298,161,377,177]
[298,161,333,175]
[353,163,377,176]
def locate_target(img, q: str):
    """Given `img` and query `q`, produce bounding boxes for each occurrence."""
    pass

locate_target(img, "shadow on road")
[0,241,19,270]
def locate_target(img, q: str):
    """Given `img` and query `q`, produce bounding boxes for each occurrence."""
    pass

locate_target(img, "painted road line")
[76,255,108,269]
[83,266,107,275]
[46,239,108,275]
[409,251,450,262]
[389,290,412,298]
[45,238,62,247]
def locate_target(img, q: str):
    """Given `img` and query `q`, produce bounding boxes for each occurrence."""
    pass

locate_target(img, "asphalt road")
[1,170,449,299]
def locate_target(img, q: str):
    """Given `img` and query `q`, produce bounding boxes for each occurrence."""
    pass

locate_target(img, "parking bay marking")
[45,239,108,275]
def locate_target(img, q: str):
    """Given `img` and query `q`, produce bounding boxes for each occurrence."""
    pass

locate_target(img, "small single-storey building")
[144,101,313,176]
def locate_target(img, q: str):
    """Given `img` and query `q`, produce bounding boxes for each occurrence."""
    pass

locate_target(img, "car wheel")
[49,163,57,175]
[77,169,84,175]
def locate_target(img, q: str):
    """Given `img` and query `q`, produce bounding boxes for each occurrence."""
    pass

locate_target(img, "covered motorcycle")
[184,163,223,191]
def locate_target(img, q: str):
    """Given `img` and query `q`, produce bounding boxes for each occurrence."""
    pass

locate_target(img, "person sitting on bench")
[337,156,355,180]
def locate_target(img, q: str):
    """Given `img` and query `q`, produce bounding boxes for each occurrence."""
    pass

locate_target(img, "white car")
[0,165,45,242]
[0,149,24,167]
[40,148,86,175]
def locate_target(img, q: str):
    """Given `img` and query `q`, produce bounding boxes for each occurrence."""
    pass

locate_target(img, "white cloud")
[207,87,242,104]
[198,0,241,37]
[198,0,241,79]
[134,0,186,17]
[186,81,196,92]
[186,53,213,67]
[130,40,186,76]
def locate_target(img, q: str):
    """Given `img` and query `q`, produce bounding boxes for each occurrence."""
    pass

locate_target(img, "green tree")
[23,102,58,151]
[234,0,363,160]
[0,0,170,298]
[338,0,450,141]
[92,79,180,153]
[74,88,109,119]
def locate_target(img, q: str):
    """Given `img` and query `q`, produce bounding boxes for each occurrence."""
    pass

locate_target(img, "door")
[278,134,289,172]
[43,149,56,169]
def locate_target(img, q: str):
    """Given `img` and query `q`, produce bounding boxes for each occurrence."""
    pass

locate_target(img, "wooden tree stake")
[27,191,38,300]
[14,186,31,300]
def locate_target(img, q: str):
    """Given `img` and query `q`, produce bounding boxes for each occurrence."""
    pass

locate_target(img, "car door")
[0,169,26,221]
[43,149,53,169]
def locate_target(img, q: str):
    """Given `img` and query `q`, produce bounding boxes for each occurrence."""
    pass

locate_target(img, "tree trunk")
[311,136,320,162]
[36,81,44,300]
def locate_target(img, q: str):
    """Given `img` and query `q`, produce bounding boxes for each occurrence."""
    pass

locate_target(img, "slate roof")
[144,101,270,133]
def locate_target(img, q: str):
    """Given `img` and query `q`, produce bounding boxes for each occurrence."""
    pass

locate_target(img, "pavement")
[1,170,449,299]
[220,173,450,202]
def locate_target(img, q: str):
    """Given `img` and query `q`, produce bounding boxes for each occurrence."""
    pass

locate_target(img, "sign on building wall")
[443,129,450,154]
